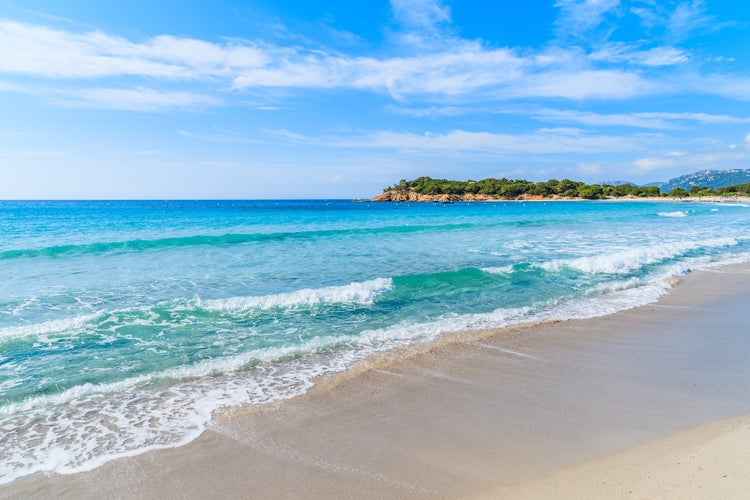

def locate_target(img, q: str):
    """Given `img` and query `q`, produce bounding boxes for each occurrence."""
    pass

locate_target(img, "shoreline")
[368,195,750,203]
[4,263,750,498]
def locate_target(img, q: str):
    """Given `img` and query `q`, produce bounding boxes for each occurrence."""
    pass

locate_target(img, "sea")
[1,199,749,484]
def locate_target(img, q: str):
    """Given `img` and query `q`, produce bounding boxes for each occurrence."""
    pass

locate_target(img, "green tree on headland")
[380,176,658,199]
[379,176,750,200]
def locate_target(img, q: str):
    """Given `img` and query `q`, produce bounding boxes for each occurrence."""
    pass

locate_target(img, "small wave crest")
[199,278,393,312]
[658,211,688,218]
[0,314,101,343]
[0,223,479,261]
[539,237,737,274]
[482,265,515,275]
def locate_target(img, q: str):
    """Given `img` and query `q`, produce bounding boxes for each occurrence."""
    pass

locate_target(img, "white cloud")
[687,75,750,102]
[667,0,715,42]
[590,44,689,66]
[639,112,750,124]
[365,129,642,154]
[554,0,620,37]
[178,128,262,143]
[0,21,185,78]
[232,42,527,99]
[0,18,651,103]
[640,46,690,66]
[57,87,221,111]
[265,128,650,156]
[1,11,748,109]
[390,0,451,31]
[390,105,469,118]
[529,109,750,129]
[0,20,268,80]
[528,109,672,128]
[501,70,652,100]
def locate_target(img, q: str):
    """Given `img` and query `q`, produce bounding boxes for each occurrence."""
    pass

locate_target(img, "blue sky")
[1,0,749,198]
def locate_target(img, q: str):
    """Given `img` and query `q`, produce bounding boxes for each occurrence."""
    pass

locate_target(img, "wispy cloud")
[389,104,470,118]
[178,127,262,143]
[497,69,653,100]
[231,41,526,99]
[688,75,750,102]
[390,0,451,32]
[527,109,750,129]
[637,111,750,125]
[554,0,621,40]
[666,0,717,42]
[265,127,651,156]
[0,21,184,78]
[56,87,221,111]
[392,106,750,129]
[365,129,640,154]
[589,44,689,66]
[0,0,746,111]
[631,0,727,43]
[0,20,269,79]
[0,16,661,103]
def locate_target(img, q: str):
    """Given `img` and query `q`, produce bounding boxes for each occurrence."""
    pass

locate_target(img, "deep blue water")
[1,199,748,482]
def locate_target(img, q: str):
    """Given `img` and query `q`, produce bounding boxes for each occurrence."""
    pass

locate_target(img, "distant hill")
[599,180,636,187]
[658,169,750,193]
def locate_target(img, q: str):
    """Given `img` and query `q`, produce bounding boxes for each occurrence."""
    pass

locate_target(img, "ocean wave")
[1,256,727,485]
[0,223,477,261]
[0,314,101,343]
[539,237,738,274]
[199,278,393,312]
[482,265,515,275]
[658,211,688,218]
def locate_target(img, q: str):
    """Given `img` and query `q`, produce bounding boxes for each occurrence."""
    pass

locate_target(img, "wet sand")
[4,264,750,499]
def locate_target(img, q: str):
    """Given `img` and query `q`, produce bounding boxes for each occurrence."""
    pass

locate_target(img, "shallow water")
[1,199,748,483]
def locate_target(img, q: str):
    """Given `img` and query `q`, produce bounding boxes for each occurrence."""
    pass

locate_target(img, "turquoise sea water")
[1,199,749,482]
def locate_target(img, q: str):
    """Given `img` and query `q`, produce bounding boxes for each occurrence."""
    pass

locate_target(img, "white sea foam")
[200,278,393,312]
[658,211,688,218]
[482,264,515,275]
[0,314,100,343]
[539,237,738,274]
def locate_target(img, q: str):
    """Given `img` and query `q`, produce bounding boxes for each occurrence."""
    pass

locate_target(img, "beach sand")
[3,264,750,499]
[487,413,750,499]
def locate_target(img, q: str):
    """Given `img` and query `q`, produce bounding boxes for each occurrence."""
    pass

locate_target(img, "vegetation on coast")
[375,176,750,201]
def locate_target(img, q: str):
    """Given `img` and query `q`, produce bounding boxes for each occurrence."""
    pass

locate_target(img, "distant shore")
[370,190,750,203]
[5,262,750,498]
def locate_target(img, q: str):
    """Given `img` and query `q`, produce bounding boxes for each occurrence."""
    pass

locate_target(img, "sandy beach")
[3,263,750,499]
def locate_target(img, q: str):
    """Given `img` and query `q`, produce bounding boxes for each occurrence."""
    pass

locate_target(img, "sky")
[1,0,750,199]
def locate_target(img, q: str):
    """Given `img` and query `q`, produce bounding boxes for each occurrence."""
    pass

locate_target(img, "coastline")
[4,263,750,498]
[369,194,750,203]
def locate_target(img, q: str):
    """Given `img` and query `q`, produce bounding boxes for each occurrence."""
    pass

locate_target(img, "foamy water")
[1,200,749,484]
